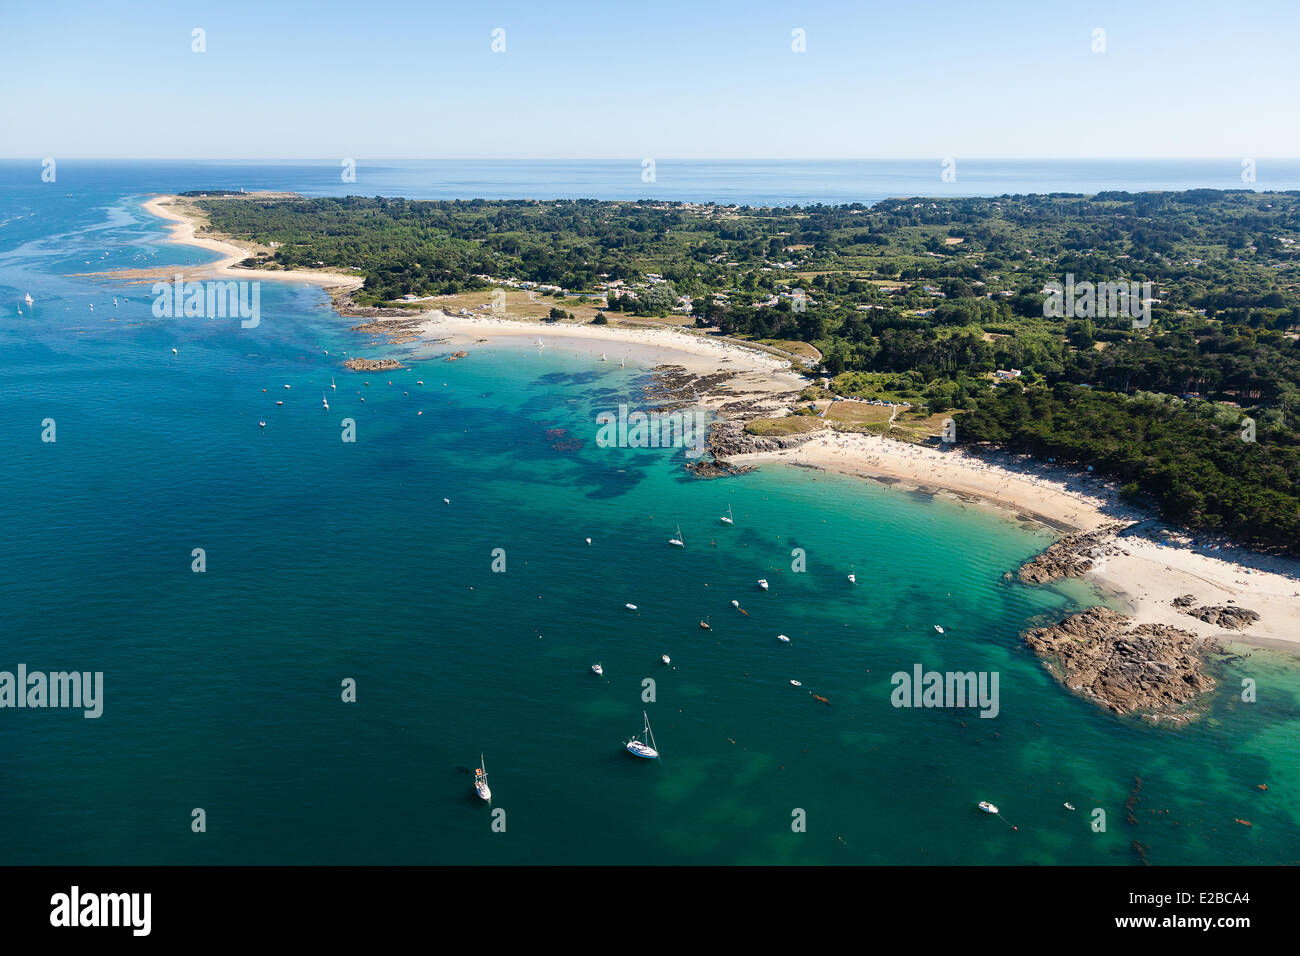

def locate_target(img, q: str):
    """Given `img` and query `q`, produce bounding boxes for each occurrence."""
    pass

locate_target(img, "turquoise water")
[1,166,1298,865]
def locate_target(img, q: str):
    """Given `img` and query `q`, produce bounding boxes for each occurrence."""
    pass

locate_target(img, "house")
[995,369,1022,380]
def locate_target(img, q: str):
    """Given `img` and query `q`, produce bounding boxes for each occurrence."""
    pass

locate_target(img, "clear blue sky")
[4,0,1297,159]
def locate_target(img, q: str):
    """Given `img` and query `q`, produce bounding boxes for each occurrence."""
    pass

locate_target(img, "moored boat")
[474,754,491,802]
[624,711,660,760]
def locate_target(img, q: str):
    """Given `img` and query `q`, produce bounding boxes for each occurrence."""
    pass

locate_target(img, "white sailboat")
[624,711,660,760]
[934,625,945,634]
[600,353,607,362]
[591,662,603,676]
[777,634,790,643]
[661,654,671,665]
[720,504,734,525]
[847,573,856,584]
[474,754,491,802]
[978,801,998,814]
[24,293,33,305]
[757,579,769,590]
[536,337,544,349]
[330,376,336,391]
[668,524,685,548]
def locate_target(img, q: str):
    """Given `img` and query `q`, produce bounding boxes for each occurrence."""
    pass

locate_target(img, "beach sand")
[136,195,363,290]
[416,311,808,412]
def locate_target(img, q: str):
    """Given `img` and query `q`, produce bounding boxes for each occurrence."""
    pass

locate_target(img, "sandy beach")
[414,311,808,413]
[137,195,363,290]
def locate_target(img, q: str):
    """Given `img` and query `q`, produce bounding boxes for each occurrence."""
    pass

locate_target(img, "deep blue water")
[4,157,1300,207]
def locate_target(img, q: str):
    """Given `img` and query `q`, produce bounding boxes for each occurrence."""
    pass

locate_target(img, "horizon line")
[2,156,1297,163]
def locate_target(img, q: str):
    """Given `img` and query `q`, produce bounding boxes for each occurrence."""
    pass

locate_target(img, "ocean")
[0,160,1297,865]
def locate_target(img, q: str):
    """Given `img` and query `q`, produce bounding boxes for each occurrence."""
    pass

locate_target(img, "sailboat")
[24,293,33,305]
[322,393,330,411]
[591,662,603,676]
[978,801,999,814]
[668,524,685,548]
[624,711,660,760]
[757,579,769,590]
[330,376,336,391]
[720,504,734,525]
[847,573,856,584]
[536,337,544,349]
[600,353,607,362]
[473,754,491,802]
[699,616,711,630]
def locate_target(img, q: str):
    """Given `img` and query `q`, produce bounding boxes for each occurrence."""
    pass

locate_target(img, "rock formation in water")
[1016,522,1128,584]
[342,357,403,371]
[1023,607,1219,722]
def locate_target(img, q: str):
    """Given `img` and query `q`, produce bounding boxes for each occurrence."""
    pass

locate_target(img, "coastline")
[132,194,364,290]
[731,429,1300,653]
[137,192,1300,656]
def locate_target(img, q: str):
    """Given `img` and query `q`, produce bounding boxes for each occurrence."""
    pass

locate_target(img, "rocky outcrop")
[1023,606,1219,722]
[1182,605,1260,630]
[706,419,818,458]
[1017,522,1127,584]
[349,316,426,344]
[342,357,403,372]
[685,458,756,478]
[1172,594,1198,608]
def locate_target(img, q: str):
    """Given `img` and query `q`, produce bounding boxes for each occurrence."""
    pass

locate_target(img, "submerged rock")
[1023,607,1220,722]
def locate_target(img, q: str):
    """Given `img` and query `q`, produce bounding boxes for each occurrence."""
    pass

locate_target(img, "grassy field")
[743,416,826,437]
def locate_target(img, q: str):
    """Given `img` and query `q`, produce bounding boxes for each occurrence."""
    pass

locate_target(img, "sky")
[3,0,1298,159]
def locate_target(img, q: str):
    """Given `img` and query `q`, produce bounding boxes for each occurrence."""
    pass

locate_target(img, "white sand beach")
[416,310,808,411]
[140,195,363,290]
